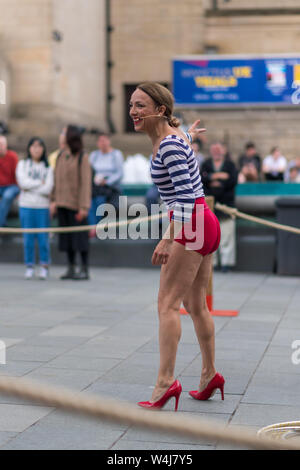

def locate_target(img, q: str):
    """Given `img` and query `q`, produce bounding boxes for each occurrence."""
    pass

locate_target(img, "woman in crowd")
[50,125,92,280]
[263,146,287,181]
[16,137,54,280]
[129,82,225,411]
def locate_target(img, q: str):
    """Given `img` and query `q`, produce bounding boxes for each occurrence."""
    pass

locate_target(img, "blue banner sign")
[173,55,300,106]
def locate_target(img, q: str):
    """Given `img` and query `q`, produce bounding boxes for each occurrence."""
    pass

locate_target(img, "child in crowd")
[16,137,54,279]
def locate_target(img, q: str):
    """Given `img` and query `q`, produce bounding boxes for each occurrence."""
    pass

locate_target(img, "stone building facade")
[0,0,300,158]
[0,0,107,145]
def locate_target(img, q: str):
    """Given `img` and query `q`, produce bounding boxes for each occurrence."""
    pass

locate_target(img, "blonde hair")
[137,82,180,128]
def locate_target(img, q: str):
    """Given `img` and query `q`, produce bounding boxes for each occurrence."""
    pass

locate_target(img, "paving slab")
[0,411,126,450]
[0,263,299,450]
[230,403,300,427]
[0,404,53,432]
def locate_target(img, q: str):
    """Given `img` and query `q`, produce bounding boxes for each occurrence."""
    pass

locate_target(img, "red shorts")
[169,197,221,255]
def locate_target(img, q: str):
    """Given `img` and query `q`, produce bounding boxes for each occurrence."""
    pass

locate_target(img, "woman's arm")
[34,167,54,196]
[78,153,92,213]
[16,160,42,190]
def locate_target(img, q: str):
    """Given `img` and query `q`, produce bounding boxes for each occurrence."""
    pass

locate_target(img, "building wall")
[0,0,107,140]
[0,0,53,120]
[110,0,205,134]
[0,55,11,120]
[205,0,300,10]
[204,15,300,54]
[52,0,107,131]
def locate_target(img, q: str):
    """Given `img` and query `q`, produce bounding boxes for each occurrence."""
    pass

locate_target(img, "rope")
[215,203,300,235]
[0,376,298,450]
[0,212,167,234]
[2,203,300,235]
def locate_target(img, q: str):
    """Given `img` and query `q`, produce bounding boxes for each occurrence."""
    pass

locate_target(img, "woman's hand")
[75,209,89,223]
[151,239,172,265]
[50,202,57,218]
[187,119,206,142]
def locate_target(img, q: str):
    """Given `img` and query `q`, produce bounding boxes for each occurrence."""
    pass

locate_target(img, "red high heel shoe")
[138,380,182,411]
[189,373,225,401]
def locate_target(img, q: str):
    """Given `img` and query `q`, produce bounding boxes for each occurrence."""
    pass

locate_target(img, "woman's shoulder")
[159,134,189,153]
[17,158,31,170]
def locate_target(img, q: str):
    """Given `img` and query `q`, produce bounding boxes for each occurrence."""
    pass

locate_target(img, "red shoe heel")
[138,380,182,411]
[174,389,181,412]
[220,383,224,401]
[189,373,225,401]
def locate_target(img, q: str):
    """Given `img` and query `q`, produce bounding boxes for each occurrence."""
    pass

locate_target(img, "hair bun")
[169,116,181,128]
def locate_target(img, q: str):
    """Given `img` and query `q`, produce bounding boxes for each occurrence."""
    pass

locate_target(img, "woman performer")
[129,82,225,411]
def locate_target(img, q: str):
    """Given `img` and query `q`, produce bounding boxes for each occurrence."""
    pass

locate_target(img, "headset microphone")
[142,114,168,120]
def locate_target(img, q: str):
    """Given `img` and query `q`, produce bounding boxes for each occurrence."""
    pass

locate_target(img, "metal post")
[105,0,116,133]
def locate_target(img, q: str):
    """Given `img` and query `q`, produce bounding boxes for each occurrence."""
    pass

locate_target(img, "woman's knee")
[188,298,210,318]
[158,296,181,317]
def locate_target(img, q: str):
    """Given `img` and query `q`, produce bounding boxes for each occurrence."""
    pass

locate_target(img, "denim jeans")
[0,185,20,226]
[88,196,107,225]
[19,207,51,266]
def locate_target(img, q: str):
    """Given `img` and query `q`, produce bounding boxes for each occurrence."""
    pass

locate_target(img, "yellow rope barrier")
[0,376,299,450]
[215,203,300,235]
[0,212,167,234]
[1,203,300,235]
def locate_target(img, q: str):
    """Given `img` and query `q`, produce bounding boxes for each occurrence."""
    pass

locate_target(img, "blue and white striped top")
[150,134,205,222]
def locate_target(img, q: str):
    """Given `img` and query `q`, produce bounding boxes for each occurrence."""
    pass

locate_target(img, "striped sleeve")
[185,132,192,144]
[160,140,195,222]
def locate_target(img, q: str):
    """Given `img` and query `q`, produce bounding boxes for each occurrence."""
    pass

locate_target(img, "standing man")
[88,132,124,237]
[0,135,20,227]
[201,142,238,272]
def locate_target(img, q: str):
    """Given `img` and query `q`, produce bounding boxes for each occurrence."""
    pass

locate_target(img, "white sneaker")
[39,266,48,280]
[25,267,34,280]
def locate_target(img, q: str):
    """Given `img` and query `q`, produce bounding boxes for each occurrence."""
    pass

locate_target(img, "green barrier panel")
[121,183,152,197]
[235,182,300,196]
[121,183,300,198]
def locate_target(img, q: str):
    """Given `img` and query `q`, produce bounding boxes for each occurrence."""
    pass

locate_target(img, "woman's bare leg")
[183,254,217,391]
[151,242,202,402]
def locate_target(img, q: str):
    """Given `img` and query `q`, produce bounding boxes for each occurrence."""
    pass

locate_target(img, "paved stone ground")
[0,263,300,450]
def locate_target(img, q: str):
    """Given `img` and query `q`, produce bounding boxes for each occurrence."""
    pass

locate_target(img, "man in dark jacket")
[201,142,238,272]
[238,142,261,182]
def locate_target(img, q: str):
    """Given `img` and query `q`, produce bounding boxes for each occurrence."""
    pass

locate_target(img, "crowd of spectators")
[0,127,299,277]
[237,142,300,183]
[0,128,124,280]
